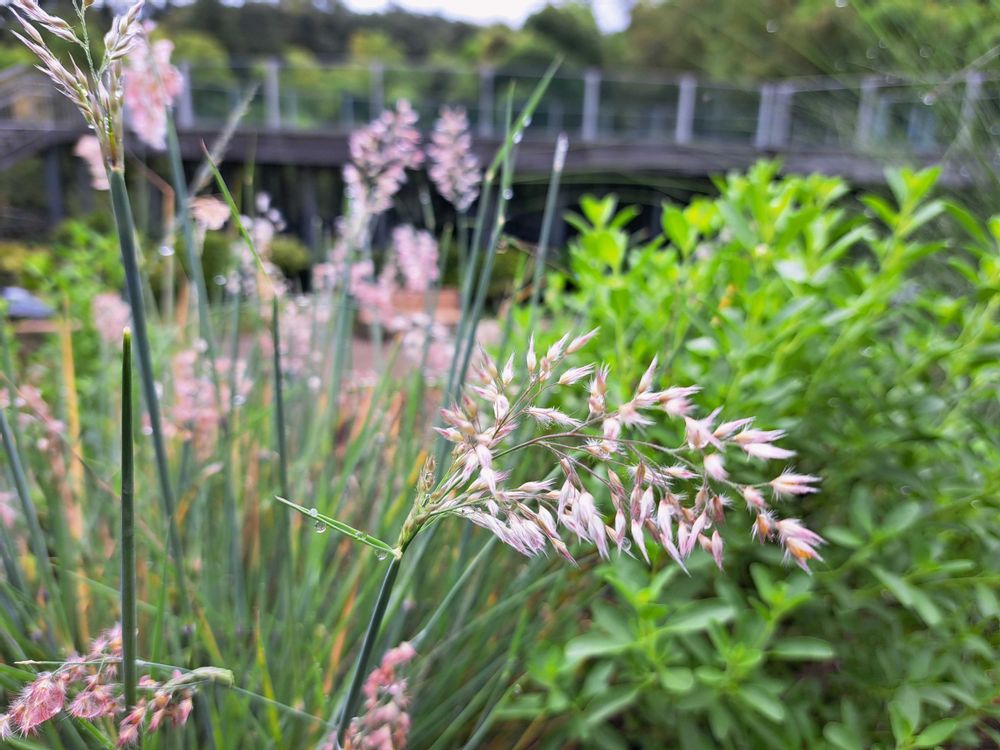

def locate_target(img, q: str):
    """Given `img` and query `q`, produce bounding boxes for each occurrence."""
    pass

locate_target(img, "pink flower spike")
[684,408,723,451]
[770,471,821,497]
[566,327,600,354]
[11,673,65,735]
[703,453,728,481]
[709,529,725,570]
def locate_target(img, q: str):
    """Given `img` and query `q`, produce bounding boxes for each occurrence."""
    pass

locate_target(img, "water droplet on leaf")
[313,521,327,533]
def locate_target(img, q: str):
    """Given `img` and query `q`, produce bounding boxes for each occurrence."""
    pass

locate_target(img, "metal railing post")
[675,74,696,145]
[582,68,601,143]
[754,82,776,149]
[958,71,983,147]
[264,58,281,130]
[854,76,879,149]
[478,66,495,138]
[177,62,195,128]
[370,63,385,116]
[769,82,794,148]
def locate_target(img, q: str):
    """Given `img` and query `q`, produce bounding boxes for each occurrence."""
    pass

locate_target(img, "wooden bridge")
[1,61,997,226]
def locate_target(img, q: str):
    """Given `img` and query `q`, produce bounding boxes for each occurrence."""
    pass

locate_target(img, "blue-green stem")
[120,330,138,718]
[336,556,401,742]
[108,167,189,611]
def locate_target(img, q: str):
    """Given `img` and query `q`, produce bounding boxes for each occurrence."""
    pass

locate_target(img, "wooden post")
[479,66,495,138]
[582,68,601,143]
[675,74,696,145]
[264,58,281,130]
[177,62,195,128]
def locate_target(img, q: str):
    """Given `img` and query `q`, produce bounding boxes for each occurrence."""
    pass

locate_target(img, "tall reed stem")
[121,329,138,716]
[336,557,401,741]
[108,167,188,609]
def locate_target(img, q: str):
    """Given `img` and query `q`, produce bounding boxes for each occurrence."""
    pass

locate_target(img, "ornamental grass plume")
[392,225,439,294]
[8,0,145,169]
[343,100,424,225]
[397,331,825,573]
[0,625,228,744]
[10,0,190,602]
[321,642,416,750]
[92,292,132,346]
[428,106,481,212]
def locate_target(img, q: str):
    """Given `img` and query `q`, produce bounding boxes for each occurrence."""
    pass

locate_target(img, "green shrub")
[506,162,1000,748]
[269,233,311,278]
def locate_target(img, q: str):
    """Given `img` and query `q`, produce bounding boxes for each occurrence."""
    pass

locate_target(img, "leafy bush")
[269,233,311,277]
[506,162,1000,748]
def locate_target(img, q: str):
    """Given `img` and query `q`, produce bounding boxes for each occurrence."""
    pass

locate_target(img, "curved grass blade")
[274,496,398,558]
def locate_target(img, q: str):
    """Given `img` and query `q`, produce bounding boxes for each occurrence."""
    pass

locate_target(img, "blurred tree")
[348,29,405,65]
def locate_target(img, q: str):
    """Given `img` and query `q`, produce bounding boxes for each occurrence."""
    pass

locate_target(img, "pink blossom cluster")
[404,332,824,573]
[427,107,481,212]
[392,226,439,294]
[0,625,194,747]
[0,385,78,536]
[343,101,424,219]
[270,297,330,377]
[169,349,252,459]
[73,136,109,191]
[0,491,16,528]
[190,195,230,231]
[92,292,132,347]
[323,642,416,750]
[398,315,455,381]
[340,225,439,321]
[123,26,184,151]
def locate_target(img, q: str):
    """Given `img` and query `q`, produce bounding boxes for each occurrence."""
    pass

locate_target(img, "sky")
[342,0,631,33]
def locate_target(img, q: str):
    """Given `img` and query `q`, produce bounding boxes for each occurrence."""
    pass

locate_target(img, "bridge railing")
[2,60,998,165]
[173,63,999,158]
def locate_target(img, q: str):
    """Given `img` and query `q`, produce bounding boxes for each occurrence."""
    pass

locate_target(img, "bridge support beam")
[675,75,696,145]
[582,68,601,143]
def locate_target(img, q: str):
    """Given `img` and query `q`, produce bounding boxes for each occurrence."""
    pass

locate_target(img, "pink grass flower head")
[428,106,481,211]
[123,24,184,150]
[92,293,132,347]
[336,642,416,750]
[344,100,424,221]
[190,195,230,231]
[74,136,110,191]
[8,672,65,735]
[10,0,145,168]
[404,336,825,574]
[392,225,439,293]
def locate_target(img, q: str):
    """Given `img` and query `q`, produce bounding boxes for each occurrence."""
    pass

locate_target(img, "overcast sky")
[342,0,631,33]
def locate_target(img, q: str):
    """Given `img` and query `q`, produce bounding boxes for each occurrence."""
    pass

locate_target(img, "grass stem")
[120,329,138,718]
[108,167,189,611]
[336,556,401,741]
